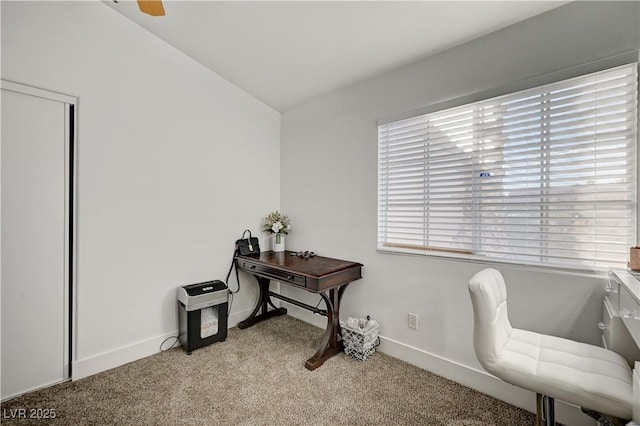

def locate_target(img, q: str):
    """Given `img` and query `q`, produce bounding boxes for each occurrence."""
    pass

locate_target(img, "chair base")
[536,393,555,426]
[580,408,628,426]
[536,394,628,426]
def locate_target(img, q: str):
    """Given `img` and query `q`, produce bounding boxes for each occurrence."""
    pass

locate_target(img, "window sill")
[376,246,610,279]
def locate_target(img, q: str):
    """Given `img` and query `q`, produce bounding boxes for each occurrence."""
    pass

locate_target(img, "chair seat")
[488,328,633,420]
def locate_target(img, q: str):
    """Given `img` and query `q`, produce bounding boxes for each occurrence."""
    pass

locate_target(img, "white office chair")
[468,268,633,426]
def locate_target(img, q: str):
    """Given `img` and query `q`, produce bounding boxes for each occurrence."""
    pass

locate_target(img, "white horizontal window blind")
[378,63,638,270]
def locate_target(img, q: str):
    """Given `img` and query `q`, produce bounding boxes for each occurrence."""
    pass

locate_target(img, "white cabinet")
[602,296,640,366]
[606,269,640,422]
[635,363,640,422]
[607,269,640,351]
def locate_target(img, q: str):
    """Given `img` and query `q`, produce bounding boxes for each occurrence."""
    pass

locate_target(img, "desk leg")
[238,276,287,329]
[304,283,349,370]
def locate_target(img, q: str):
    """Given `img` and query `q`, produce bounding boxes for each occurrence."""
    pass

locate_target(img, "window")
[378,63,638,270]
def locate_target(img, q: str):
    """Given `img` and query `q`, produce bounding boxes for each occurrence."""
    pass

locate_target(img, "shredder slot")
[183,280,227,296]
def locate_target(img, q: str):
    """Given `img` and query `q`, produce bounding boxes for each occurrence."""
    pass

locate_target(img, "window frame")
[377,54,640,274]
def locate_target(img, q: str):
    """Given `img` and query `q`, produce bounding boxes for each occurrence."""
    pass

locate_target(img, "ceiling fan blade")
[137,0,165,17]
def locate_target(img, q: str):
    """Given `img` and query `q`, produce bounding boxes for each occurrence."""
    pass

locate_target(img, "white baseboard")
[228,306,254,329]
[72,330,179,380]
[72,306,254,381]
[284,303,595,426]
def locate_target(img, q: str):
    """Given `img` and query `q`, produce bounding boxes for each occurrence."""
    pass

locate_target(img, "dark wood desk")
[236,251,363,370]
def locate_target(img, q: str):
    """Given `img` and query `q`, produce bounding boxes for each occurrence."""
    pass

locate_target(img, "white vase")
[272,234,285,252]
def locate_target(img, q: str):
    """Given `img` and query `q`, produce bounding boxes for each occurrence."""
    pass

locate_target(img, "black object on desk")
[235,250,363,370]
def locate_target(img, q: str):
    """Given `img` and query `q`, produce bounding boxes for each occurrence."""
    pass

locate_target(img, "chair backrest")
[468,268,513,374]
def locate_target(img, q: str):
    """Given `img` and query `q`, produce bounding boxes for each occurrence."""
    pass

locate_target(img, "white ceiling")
[105,1,569,112]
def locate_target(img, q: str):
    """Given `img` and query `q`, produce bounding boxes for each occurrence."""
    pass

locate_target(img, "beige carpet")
[1,315,536,425]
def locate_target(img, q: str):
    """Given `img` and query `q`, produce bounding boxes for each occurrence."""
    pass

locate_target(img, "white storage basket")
[341,321,380,361]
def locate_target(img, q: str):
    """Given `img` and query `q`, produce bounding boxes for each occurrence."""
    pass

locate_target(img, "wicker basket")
[341,321,380,361]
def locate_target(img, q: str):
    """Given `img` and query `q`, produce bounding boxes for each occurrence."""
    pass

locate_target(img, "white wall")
[281,2,639,424]
[1,1,280,378]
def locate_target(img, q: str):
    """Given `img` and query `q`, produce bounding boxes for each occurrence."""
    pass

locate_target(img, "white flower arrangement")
[263,211,291,243]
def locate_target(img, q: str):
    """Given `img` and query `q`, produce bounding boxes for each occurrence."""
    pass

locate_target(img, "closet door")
[1,84,72,400]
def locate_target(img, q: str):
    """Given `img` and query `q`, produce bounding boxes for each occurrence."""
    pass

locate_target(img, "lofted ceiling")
[105,1,569,112]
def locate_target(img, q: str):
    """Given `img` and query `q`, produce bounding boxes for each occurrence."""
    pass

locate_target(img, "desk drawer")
[607,270,621,311]
[238,260,307,288]
[634,363,640,422]
[602,296,615,350]
[603,296,640,366]
[619,284,640,350]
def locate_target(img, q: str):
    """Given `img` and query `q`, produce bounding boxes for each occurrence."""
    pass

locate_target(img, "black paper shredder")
[177,280,228,354]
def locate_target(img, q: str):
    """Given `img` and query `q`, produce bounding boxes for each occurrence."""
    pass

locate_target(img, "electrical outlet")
[408,312,418,330]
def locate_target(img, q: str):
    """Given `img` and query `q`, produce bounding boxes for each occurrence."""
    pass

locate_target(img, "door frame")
[1,80,77,390]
